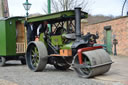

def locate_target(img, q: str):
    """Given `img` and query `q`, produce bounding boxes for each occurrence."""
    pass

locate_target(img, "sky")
[8,0,127,17]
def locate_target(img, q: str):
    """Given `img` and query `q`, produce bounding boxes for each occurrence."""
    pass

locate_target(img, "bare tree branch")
[51,0,59,12]
[42,0,92,13]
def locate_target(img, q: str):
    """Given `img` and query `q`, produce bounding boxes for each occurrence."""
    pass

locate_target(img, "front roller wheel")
[73,54,92,78]
[73,49,112,78]
[0,56,6,66]
[26,41,48,72]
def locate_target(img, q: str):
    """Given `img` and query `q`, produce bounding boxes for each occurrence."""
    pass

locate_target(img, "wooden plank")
[16,43,25,53]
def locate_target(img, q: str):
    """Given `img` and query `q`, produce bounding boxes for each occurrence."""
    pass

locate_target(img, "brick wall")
[82,16,128,56]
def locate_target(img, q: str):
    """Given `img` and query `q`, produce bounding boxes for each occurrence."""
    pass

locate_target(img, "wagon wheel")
[73,54,92,78]
[54,64,70,70]
[20,59,26,65]
[0,56,6,66]
[26,41,48,72]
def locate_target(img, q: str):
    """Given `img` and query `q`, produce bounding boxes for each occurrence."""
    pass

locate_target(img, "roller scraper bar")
[78,46,103,64]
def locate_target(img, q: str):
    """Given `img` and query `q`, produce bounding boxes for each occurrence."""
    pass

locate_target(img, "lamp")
[23,0,32,17]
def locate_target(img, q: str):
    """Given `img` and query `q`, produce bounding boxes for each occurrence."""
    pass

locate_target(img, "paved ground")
[0,55,127,85]
[95,55,128,85]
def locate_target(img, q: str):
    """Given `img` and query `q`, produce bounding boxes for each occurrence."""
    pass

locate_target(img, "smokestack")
[71,7,85,49]
[75,7,81,41]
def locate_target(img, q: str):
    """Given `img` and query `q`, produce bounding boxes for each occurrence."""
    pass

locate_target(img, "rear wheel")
[26,41,48,72]
[0,56,6,66]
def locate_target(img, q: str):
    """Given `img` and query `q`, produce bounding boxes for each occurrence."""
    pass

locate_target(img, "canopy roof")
[26,10,88,23]
[0,16,24,21]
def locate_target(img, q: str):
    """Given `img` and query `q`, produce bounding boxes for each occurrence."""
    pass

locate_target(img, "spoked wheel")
[73,49,112,78]
[30,46,39,67]
[26,41,48,72]
[0,56,6,66]
[54,64,70,70]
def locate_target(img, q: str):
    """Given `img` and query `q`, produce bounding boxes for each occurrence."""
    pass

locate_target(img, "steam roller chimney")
[75,7,81,41]
[71,7,86,49]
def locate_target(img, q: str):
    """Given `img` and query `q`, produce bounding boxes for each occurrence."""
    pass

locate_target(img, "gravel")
[0,60,121,85]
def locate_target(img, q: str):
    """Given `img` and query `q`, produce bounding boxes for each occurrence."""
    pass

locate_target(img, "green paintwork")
[48,0,51,14]
[25,10,88,23]
[39,33,47,47]
[39,33,73,50]
[47,0,51,32]
[51,35,63,45]
[0,20,6,55]
[39,33,45,43]
[0,17,24,56]
[106,30,112,54]
[60,42,73,49]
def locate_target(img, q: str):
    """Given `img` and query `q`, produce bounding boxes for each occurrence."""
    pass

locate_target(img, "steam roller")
[24,7,112,78]
[73,46,112,78]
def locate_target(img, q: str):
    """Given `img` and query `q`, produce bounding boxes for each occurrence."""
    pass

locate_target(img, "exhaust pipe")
[75,7,81,41]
